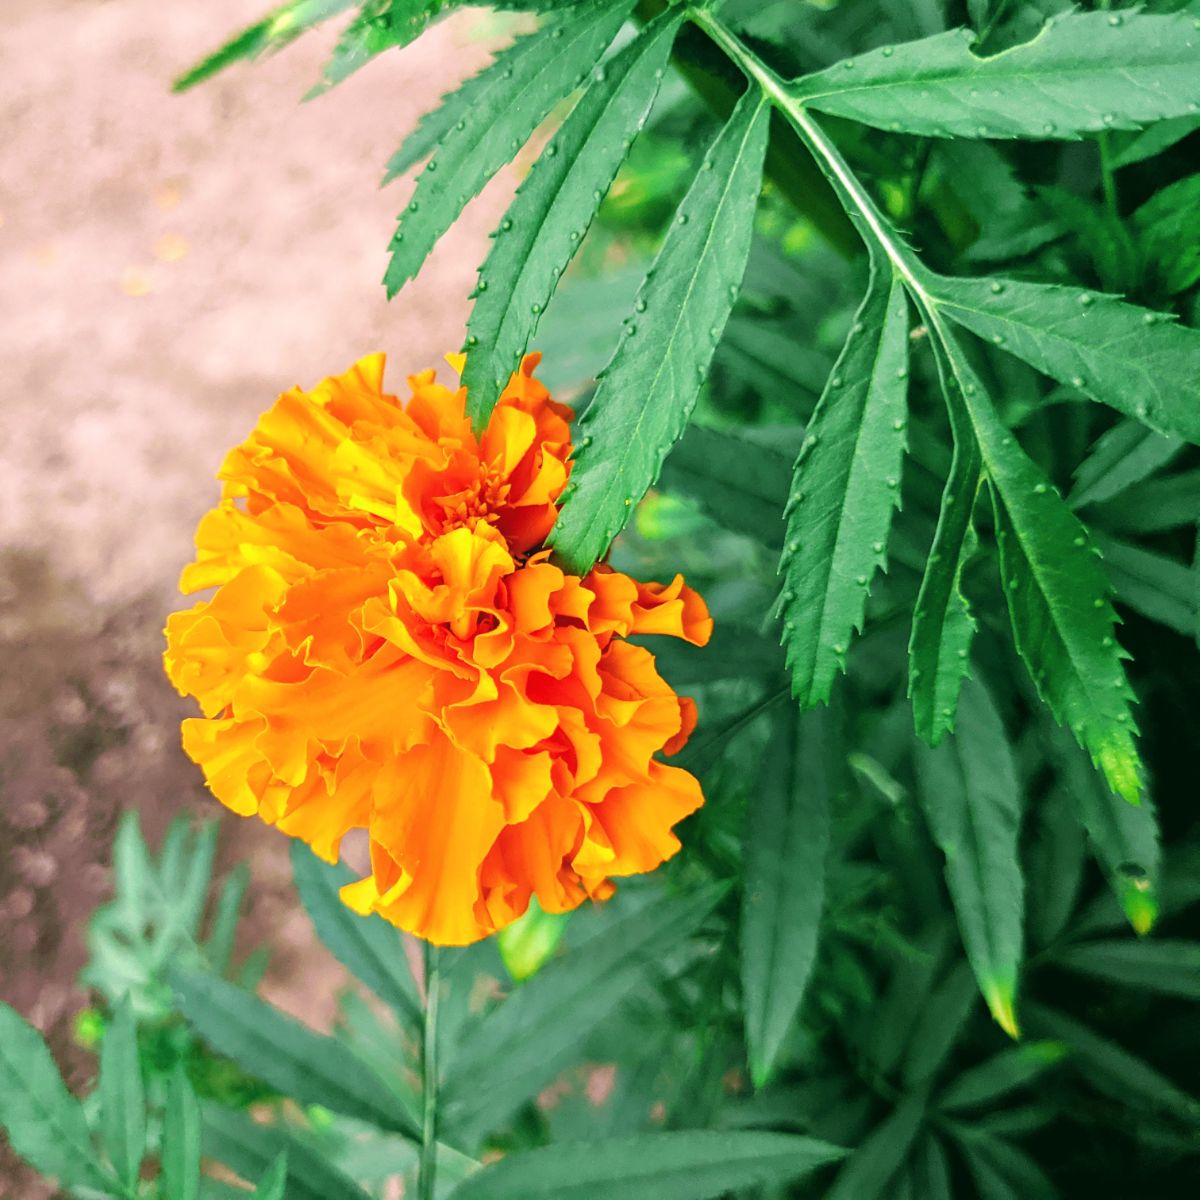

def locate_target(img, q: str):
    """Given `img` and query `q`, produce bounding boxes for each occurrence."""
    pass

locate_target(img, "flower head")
[165,353,711,944]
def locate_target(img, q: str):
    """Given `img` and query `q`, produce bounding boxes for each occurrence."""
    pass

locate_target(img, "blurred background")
[0,3,513,1189]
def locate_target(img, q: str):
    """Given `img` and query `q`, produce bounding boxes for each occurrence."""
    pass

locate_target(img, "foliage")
[5,0,1200,1196]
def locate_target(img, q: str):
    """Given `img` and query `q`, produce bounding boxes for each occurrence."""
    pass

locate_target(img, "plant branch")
[419,940,441,1200]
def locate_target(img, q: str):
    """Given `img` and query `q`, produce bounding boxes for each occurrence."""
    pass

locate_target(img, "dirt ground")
[0,1,513,1190]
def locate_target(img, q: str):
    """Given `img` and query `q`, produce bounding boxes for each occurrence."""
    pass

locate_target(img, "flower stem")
[418,940,441,1200]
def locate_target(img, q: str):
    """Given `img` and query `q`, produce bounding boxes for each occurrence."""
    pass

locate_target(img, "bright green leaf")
[791,11,1200,140]
[99,996,146,1189]
[916,677,1023,1037]
[0,1002,113,1192]
[549,90,770,573]
[776,263,908,706]
[254,1152,290,1200]
[742,705,834,1088]
[451,1131,847,1200]
[384,0,635,297]
[497,899,571,982]
[310,1,443,94]
[933,275,1200,447]
[462,10,682,427]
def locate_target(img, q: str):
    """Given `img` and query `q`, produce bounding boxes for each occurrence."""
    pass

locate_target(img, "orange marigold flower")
[165,352,712,945]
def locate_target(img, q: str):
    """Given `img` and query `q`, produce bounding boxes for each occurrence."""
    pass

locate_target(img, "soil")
[0,2,513,1192]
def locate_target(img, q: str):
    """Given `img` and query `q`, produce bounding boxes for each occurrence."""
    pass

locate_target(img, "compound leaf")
[550,90,770,573]
[776,264,908,706]
[462,9,682,426]
[792,11,1200,140]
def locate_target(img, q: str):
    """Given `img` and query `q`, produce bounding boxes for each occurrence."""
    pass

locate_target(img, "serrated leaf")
[440,884,724,1140]
[290,843,421,1025]
[202,1105,373,1200]
[549,91,770,573]
[99,995,146,1189]
[451,1131,847,1200]
[939,1043,1067,1112]
[1054,940,1200,1001]
[383,0,635,297]
[462,10,681,426]
[909,358,982,743]
[174,0,357,92]
[173,971,419,1138]
[933,275,1200,446]
[658,423,797,545]
[776,264,908,706]
[916,676,1023,1037]
[742,705,833,1088]
[826,1094,926,1200]
[1068,419,1183,510]
[1057,732,1160,935]
[791,11,1200,140]
[0,1002,112,1192]
[162,1068,202,1200]
[310,1,444,95]
[1096,534,1197,637]
[932,333,1143,801]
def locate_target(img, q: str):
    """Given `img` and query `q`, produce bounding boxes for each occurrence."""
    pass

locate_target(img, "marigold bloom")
[165,353,711,944]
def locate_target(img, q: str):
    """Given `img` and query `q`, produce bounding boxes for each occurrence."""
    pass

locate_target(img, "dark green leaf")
[162,1068,202,1200]
[173,971,419,1138]
[441,884,725,1139]
[776,264,908,706]
[549,91,770,573]
[1096,534,1197,636]
[290,843,421,1024]
[1086,470,1200,535]
[384,0,636,297]
[792,11,1200,139]
[950,1127,1056,1200]
[1133,174,1200,295]
[0,1002,112,1191]
[826,1094,925,1200]
[1068,419,1183,510]
[742,705,833,1087]
[902,962,980,1086]
[462,10,682,426]
[174,0,357,92]
[451,1131,847,1200]
[939,1043,1067,1112]
[934,275,1200,446]
[1054,940,1200,1001]
[99,996,146,1189]
[916,677,1023,1036]
[1110,114,1200,168]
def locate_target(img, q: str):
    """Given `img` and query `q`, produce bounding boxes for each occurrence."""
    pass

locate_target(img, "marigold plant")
[164,352,711,944]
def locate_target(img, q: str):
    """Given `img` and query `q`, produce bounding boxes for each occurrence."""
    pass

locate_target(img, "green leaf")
[310,1,443,94]
[1096,534,1197,637]
[826,1094,926,1200]
[162,1068,202,1200]
[254,1152,290,1200]
[202,1105,373,1200]
[290,843,421,1024]
[1133,173,1200,295]
[497,900,571,982]
[742,705,834,1088]
[658,423,797,546]
[549,90,771,573]
[1086,470,1200,535]
[383,0,635,297]
[99,996,146,1189]
[939,1043,1067,1112]
[1025,1003,1200,1123]
[908,382,981,744]
[205,862,249,977]
[173,0,357,92]
[440,884,725,1140]
[950,1127,1056,1200]
[1110,114,1200,168]
[0,1001,112,1191]
[776,264,908,706]
[933,275,1200,446]
[462,10,682,427]
[1057,731,1160,935]
[1054,940,1200,1001]
[1068,419,1183,510]
[908,1136,953,1200]
[915,676,1023,1037]
[172,970,419,1138]
[902,962,980,1087]
[450,1131,847,1200]
[791,11,1200,140]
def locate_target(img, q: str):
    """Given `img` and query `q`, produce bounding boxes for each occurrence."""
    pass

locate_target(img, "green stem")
[419,941,441,1200]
